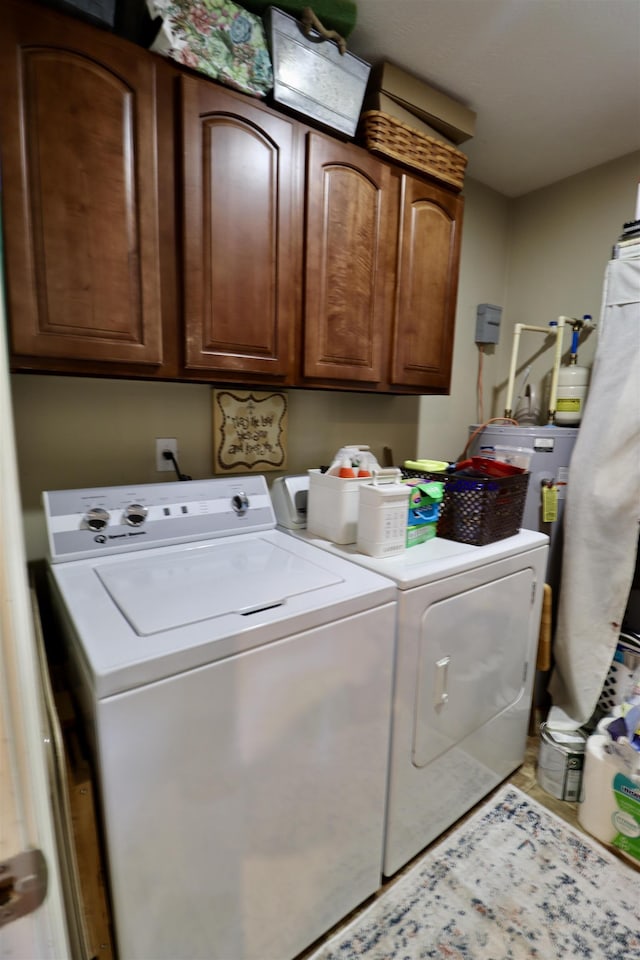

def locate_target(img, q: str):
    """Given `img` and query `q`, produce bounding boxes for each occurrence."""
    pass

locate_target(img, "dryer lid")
[96,538,342,636]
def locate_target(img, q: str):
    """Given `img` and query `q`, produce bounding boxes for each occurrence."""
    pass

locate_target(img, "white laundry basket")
[596,631,640,715]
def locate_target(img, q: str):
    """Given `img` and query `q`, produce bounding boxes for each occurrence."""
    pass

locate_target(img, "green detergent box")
[610,771,640,862]
[578,730,640,865]
[406,520,438,547]
[404,479,443,547]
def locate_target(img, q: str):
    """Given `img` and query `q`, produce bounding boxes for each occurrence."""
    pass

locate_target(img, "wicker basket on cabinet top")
[360,109,468,191]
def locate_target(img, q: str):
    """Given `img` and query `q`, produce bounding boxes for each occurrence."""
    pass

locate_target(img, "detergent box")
[404,479,444,547]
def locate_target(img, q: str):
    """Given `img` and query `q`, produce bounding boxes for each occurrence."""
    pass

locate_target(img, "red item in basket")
[469,457,525,477]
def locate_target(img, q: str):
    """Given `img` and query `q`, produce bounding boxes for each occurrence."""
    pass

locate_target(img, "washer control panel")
[44,476,275,563]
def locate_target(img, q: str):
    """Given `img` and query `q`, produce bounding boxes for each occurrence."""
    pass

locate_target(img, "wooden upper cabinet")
[0,1,163,366]
[181,77,296,380]
[390,174,464,391]
[303,133,395,385]
[0,0,464,392]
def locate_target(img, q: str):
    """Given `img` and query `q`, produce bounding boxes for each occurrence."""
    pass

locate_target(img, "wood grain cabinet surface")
[390,174,464,392]
[0,0,464,394]
[0,0,167,373]
[302,133,395,387]
[180,77,297,382]
[302,137,463,394]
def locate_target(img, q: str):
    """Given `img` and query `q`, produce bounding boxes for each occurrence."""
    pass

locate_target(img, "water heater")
[468,424,579,594]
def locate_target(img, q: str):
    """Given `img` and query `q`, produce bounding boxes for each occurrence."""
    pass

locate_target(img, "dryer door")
[412,567,534,767]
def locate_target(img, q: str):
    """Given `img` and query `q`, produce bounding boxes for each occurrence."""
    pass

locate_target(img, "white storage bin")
[307,469,370,544]
[357,470,410,558]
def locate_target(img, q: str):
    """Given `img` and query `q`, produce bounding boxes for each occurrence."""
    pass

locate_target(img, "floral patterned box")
[147,0,273,98]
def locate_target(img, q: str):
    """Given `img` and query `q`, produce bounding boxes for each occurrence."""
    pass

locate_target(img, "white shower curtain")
[548,257,640,729]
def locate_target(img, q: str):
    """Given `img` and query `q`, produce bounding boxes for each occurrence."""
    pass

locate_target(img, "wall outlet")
[156,438,177,472]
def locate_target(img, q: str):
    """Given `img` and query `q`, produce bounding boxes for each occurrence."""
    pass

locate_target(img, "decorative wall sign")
[213,390,288,473]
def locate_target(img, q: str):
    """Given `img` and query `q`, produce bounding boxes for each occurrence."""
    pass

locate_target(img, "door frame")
[0,200,70,957]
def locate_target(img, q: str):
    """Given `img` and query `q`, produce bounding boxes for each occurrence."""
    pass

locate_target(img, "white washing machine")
[288,524,548,876]
[43,476,397,960]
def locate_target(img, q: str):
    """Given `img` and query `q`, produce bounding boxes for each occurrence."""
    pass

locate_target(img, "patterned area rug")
[309,784,640,960]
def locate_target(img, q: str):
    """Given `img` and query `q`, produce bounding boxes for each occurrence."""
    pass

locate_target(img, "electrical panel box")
[475,303,502,344]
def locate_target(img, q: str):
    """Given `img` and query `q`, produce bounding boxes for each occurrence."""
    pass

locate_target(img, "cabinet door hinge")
[0,849,47,928]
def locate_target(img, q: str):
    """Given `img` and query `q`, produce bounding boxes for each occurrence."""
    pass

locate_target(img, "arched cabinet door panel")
[181,77,296,381]
[0,2,163,365]
[391,175,463,391]
[303,133,395,385]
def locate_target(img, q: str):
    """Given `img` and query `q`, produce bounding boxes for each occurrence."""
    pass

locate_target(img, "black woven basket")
[401,468,530,546]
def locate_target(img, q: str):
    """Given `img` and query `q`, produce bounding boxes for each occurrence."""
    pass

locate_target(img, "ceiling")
[348,0,640,197]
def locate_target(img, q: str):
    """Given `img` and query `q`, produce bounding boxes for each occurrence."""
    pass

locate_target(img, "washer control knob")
[231,492,249,516]
[124,504,148,526]
[85,507,110,531]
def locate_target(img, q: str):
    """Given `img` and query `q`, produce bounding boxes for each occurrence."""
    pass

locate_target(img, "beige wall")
[11,375,419,559]
[493,150,640,418]
[416,150,640,459]
[416,177,512,462]
[11,150,639,559]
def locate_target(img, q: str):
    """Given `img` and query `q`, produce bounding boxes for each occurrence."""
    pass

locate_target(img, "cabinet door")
[303,134,395,385]
[390,175,463,391]
[181,78,296,380]
[0,1,163,366]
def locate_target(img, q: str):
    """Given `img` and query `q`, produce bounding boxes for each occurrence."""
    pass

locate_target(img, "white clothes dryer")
[289,526,548,876]
[43,476,396,960]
